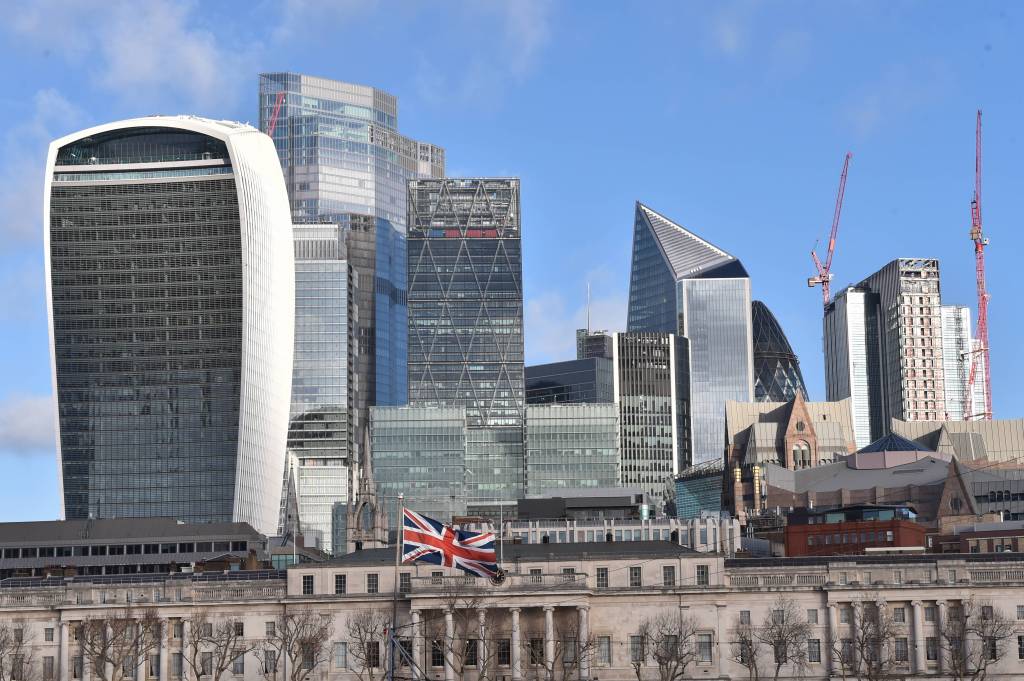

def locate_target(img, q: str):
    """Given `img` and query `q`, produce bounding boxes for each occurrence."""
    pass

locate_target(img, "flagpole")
[388,494,404,681]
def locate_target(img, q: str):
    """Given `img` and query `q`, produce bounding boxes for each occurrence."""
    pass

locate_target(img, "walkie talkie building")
[44,117,295,534]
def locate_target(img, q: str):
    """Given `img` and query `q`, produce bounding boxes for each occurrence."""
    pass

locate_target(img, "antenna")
[586,281,592,333]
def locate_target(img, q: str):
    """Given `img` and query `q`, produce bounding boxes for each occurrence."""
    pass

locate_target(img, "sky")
[1,0,1022,521]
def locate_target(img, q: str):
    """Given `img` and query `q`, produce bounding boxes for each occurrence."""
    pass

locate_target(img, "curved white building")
[43,116,294,534]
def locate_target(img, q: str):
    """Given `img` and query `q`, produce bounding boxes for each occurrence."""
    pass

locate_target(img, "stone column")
[911,600,926,673]
[181,620,191,681]
[827,604,840,674]
[577,606,590,681]
[158,619,169,681]
[543,606,555,681]
[58,621,70,681]
[937,600,947,674]
[477,609,487,674]
[852,602,863,670]
[444,610,455,681]
[715,603,727,675]
[511,608,522,681]
[411,611,422,681]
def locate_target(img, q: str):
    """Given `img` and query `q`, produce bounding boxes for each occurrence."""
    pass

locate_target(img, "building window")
[696,564,710,586]
[982,605,994,621]
[465,640,479,667]
[597,636,611,665]
[807,609,818,625]
[663,565,676,586]
[561,567,576,583]
[840,607,851,624]
[530,568,543,584]
[1018,636,1024,660]
[201,653,213,677]
[232,655,244,675]
[301,575,314,595]
[335,642,347,669]
[808,639,821,663]
[985,637,997,661]
[148,654,159,678]
[42,657,55,681]
[234,622,244,637]
[772,610,785,625]
[629,567,642,587]
[431,640,444,667]
[893,607,906,623]
[171,653,183,677]
[399,573,412,594]
[596,567,609,588]
[44,628,54,643]
[497,639,511,666]
[895,638,909,663]
[927,637,938,662]
[529,639,544,666]
[740,610,751,625]
[1017,605,1024,621]
[925,606,937,622]
[335,574,347,594]
[367,573,379,594]
[893,569,902,583]
[366,642,380,668]
[697,634,713,663]
[262,651,277,675]
[266,621,276,637]
[630,635,645,664]
[72,657,83,680]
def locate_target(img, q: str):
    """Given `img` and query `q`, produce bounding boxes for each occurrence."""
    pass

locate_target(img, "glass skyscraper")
[751,300,808,402]
[525,357,615,405]
[627,202,753,467]
[44,117,295,535]
[525,404,620,497]
[407,178,525,513]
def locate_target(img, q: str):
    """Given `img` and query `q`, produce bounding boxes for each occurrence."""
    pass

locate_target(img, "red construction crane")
[808,152,852,307]
[266,91,286,138]
[964,110,993,420]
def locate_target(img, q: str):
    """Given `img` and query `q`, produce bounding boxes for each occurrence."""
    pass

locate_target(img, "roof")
[49,115,258,151]
[636,203,746,280]
[858,433,931,453]
[891,419,1024,462]
[320,540,699,567]
[725,397,855,448]
[765,455,953,494]
[0,518,261,545]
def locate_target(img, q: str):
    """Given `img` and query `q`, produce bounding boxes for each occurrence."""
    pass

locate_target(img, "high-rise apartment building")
[405,178,525,514]
[44,117,295,534]
[824,259,946,448]
[626,202,753,466]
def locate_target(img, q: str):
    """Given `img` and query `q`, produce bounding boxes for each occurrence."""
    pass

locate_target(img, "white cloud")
[843,61,953,138]
[525,285,627,364]
[0,394,55,456]
[8,0,256,112]
[273,0,376,43]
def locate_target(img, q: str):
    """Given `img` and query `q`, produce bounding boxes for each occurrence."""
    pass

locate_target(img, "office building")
[576,327,614,359]
[525,357,614,405]
[44,117,295,535]
[751,300,808,402]
[824,259,946,448]
[524,404,620,496]
[405,178,525,514]
[626,202,753,466]
[675,461,725,519]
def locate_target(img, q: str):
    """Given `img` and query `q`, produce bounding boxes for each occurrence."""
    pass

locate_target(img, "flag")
[401,508,499,579]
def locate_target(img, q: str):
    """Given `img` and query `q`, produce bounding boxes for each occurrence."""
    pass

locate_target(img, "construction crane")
[266,91,286,137]
[964,110,993,420]
[808,152,852,307]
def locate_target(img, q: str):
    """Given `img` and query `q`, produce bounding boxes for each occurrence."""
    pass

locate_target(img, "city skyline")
[2,2,1024,521]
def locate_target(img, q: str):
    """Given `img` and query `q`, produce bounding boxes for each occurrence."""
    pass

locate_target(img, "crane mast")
[965,110,992,420]
[808,152,852,307]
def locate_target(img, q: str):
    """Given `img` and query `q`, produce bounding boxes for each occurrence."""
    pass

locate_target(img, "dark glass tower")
[751,300,808,402]
[407,178,525,511]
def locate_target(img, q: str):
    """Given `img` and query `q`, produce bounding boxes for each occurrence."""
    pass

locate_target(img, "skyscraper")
[525,357,615,405]
[751,300,808,402]
[626,202,753,466]
[941,305,987,421]
[406,178,525,513]
[824,259,946,448]
[525,404,620,497]
[44,117,294,534]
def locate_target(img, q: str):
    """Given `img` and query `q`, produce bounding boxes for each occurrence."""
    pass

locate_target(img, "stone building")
[7,542,1024,680]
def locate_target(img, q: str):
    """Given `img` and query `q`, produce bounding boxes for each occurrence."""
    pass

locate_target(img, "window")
[431,571,443,585]
[201,652,213,677]
[740,610,751,625]
[773,642,787,664]
[840,640,853,666]
[529,639,544,665]
[596,567,609,588]
[366,642,381,668]
[465,640,479,667]
[367,573,379,594]
[840,571,849,585]
[807,609,818,625]
[598,636,611,665]
[12,629,22,643]
[232,655,244,675]
[530,568,542,584]
[497,639,511,666]
[561,567,576,583]
[982,605,994,621]
[1018,636,1024,660]
[399,573,411,594]
[44,628,54,642]
[1018,605,1024,621]
[697,634,713,663]
[171,653,183,677]
[265,621,276,637]
[922,636,936,662]
[431,640,444,667]
[772,610,785,625]
[893,607,906,623]
[262,651,277,675]
[948,569,957,582]
[808,639,821,663]
[985,637,997,661]
[893,570,902,583]
[72,656,83,680]
[629,566,642,587]
[335,574,347,594]
[696,564,710,586]
[630,635,645,664]
[563,638,577,664]
[148,654,159,678]
[234,622,244,637]
[301,575,314,595]
[840,607,851,624]
[663,565,676,586]
[43,657,55,681]
[201,623,213,637]
[925,606,936,622]
[895,638,908,663]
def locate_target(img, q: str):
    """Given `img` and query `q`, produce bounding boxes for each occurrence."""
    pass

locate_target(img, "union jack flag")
[401,509,499,579]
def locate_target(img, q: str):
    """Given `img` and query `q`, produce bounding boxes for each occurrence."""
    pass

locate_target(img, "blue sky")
[1,1,1021,521]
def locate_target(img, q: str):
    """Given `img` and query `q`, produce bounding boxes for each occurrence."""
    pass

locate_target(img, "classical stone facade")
[5,542,1024,680]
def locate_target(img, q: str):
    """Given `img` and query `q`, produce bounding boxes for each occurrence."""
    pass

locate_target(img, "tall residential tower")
[44,117,295,535]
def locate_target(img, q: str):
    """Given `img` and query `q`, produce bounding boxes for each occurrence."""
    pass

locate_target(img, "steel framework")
[965,110,993,420]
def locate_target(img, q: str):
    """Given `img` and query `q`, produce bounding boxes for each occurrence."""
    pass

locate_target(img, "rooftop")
[0,518,261,545]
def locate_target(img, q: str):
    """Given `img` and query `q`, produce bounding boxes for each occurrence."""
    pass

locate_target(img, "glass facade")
[525,358,614,405]
[524,404,620,496]
[45,121,294,532]
[675,462,725,519]
[751,300,808,402]
[407,179,525,512]
[626,208,678,334]
[370,407,467,522]
[824,288,883,448]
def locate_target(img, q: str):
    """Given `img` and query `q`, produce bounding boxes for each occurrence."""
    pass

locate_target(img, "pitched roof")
[857,433,932,454]
[636,203,746,280]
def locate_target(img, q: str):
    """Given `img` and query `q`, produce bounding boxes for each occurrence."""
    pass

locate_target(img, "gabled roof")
[857,433,931,454]
[636,203,746,280]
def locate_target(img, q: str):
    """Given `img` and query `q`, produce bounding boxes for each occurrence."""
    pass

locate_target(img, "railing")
[0,592,65,608]
[409,573,589,594]
[730,573,825,588]
[192,585,286,602]
[969,569,1024,583]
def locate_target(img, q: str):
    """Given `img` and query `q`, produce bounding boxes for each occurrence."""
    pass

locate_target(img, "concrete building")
[44,117,295,534]
[8,544,1024,680]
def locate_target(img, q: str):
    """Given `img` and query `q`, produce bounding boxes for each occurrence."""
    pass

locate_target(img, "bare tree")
[253,610,333,681]
[422,578,511,681]
[345,610,390,681]
[78,608,161,681]
[828,601,901,681]
[0,623,39,681]
[554,619,597,681]
[753,597,811,681]
[940,599,1016,681]
[182,609,256,681]
[730,619,764,681]
[634,609,700,681]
